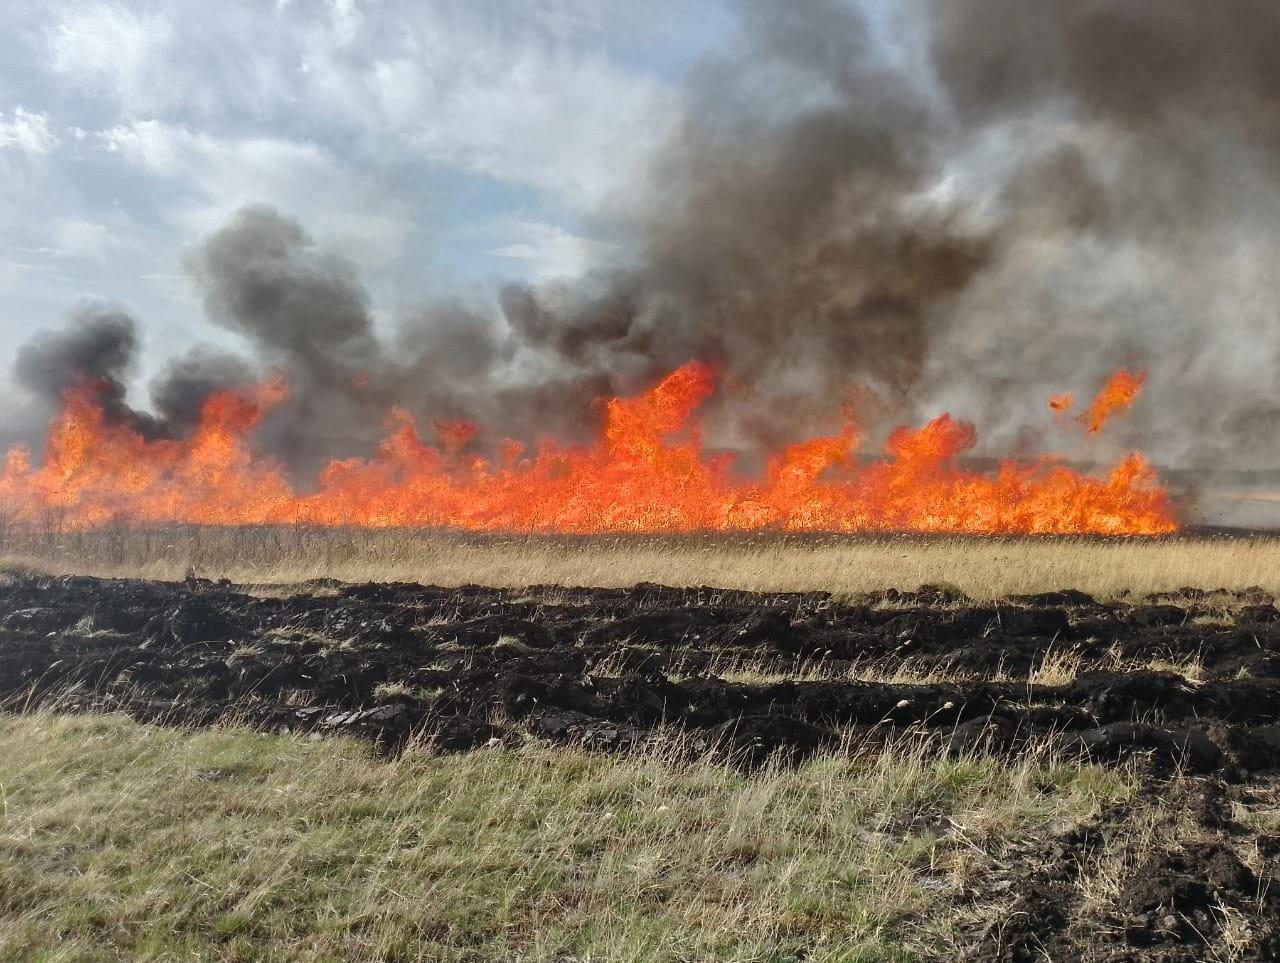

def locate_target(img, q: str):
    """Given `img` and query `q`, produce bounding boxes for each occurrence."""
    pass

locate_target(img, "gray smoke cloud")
[177,206,618,470]
[149,346,255,435]
[912,0,1280,487]
[7,0,1280,514]
[502,0,993,448]
[181,207,392,473]
[169,0,994,467]
[3,305,268,455]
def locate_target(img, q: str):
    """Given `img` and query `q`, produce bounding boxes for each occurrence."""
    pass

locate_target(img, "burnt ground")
[2,572,1279,961]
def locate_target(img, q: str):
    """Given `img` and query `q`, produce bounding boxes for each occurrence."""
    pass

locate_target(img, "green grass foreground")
[0,715,1131,963]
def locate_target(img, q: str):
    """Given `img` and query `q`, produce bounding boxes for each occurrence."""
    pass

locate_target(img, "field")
[1,530,1279,962]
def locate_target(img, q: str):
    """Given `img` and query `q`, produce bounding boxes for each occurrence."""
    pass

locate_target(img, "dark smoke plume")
[502,0,993,446]
[185,207,385,390]
[160,0,996,466]
[4,305,266,455]
[167,206,616,470]
[11,305,165,441]
[181,207,393,472]
[8,1,1280,510]
[150,346,255,434]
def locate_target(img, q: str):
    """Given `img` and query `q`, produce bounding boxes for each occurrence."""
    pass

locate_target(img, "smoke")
[927,0,1280,124]
[10,305,165,442]
[179,206,393,472]
[502,0,993,446]
[5,304,266,454]
[166,206,616,470]
[8,0,1280,502]
[180,0,996,463]
[150,346,255,434]
[912,0,1280,480]
[186,207,385,389]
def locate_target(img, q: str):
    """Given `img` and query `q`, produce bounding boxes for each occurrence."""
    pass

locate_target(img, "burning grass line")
[0,362,1174,536]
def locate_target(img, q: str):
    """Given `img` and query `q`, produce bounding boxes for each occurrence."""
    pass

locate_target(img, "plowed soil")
[3,571,1279,961]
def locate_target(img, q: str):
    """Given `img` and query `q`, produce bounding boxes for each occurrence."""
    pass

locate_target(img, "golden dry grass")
[0,525,1277,600]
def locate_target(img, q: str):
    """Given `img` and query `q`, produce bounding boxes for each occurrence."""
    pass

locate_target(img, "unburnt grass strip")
[3,525,1280,599]
[0,712,1136,963]
[2,715,1277,962]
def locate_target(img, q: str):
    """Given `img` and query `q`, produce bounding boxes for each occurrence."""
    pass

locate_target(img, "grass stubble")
[0,527,1277,961]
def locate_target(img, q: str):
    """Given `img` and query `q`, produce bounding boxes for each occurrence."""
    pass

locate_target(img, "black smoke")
[150,346,255,434]
[500,0,994,446]
[10,306,165,442]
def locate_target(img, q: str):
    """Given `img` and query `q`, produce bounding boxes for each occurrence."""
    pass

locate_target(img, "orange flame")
[1081,369,1146,435]
[0,362,1176,535]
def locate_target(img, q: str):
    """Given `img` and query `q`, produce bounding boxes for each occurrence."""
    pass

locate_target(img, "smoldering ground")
[7,1,1280,497]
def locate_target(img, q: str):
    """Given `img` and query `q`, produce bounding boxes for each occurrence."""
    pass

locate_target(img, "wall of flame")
[0,362,1176,535]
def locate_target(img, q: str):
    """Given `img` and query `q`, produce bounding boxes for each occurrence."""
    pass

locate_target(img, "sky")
[0,0,736,378]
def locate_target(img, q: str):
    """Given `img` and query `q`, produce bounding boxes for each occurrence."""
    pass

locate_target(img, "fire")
[1045,370,1147,435]
[0,362,1176,535]
[1081,369,1146,435]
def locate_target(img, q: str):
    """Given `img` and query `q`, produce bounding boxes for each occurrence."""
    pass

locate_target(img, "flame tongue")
[0,362,1176,535]
[1048,369,1148,435]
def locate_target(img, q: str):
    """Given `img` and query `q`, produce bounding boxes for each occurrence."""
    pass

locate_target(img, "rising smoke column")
[181,206,616,472]
[181,206,395,474]
[164,0,996,467]
[500,0,994,449]
[3,304,263,462]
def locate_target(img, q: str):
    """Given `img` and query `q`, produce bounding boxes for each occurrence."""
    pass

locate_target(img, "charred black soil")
[3,572,1279,961]
[4,573,1279,772]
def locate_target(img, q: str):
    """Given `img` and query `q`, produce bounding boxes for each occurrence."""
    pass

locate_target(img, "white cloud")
[100,119,411,270]
[0,107,59,155]
[220,2,680,207]
[0,256,81,317]
[38,1,682,209]
[102,120,314,187]
[50,219,119,261]
[409,45,676,207]
[329,0,363,47]
[491,219,615,280]
[139,272,199,306]
[0,0,709,364]
[48,3,176,113]
[0,258,62,283]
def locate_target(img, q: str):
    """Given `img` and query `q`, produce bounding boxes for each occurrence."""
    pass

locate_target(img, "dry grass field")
[0,524,1277,599]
